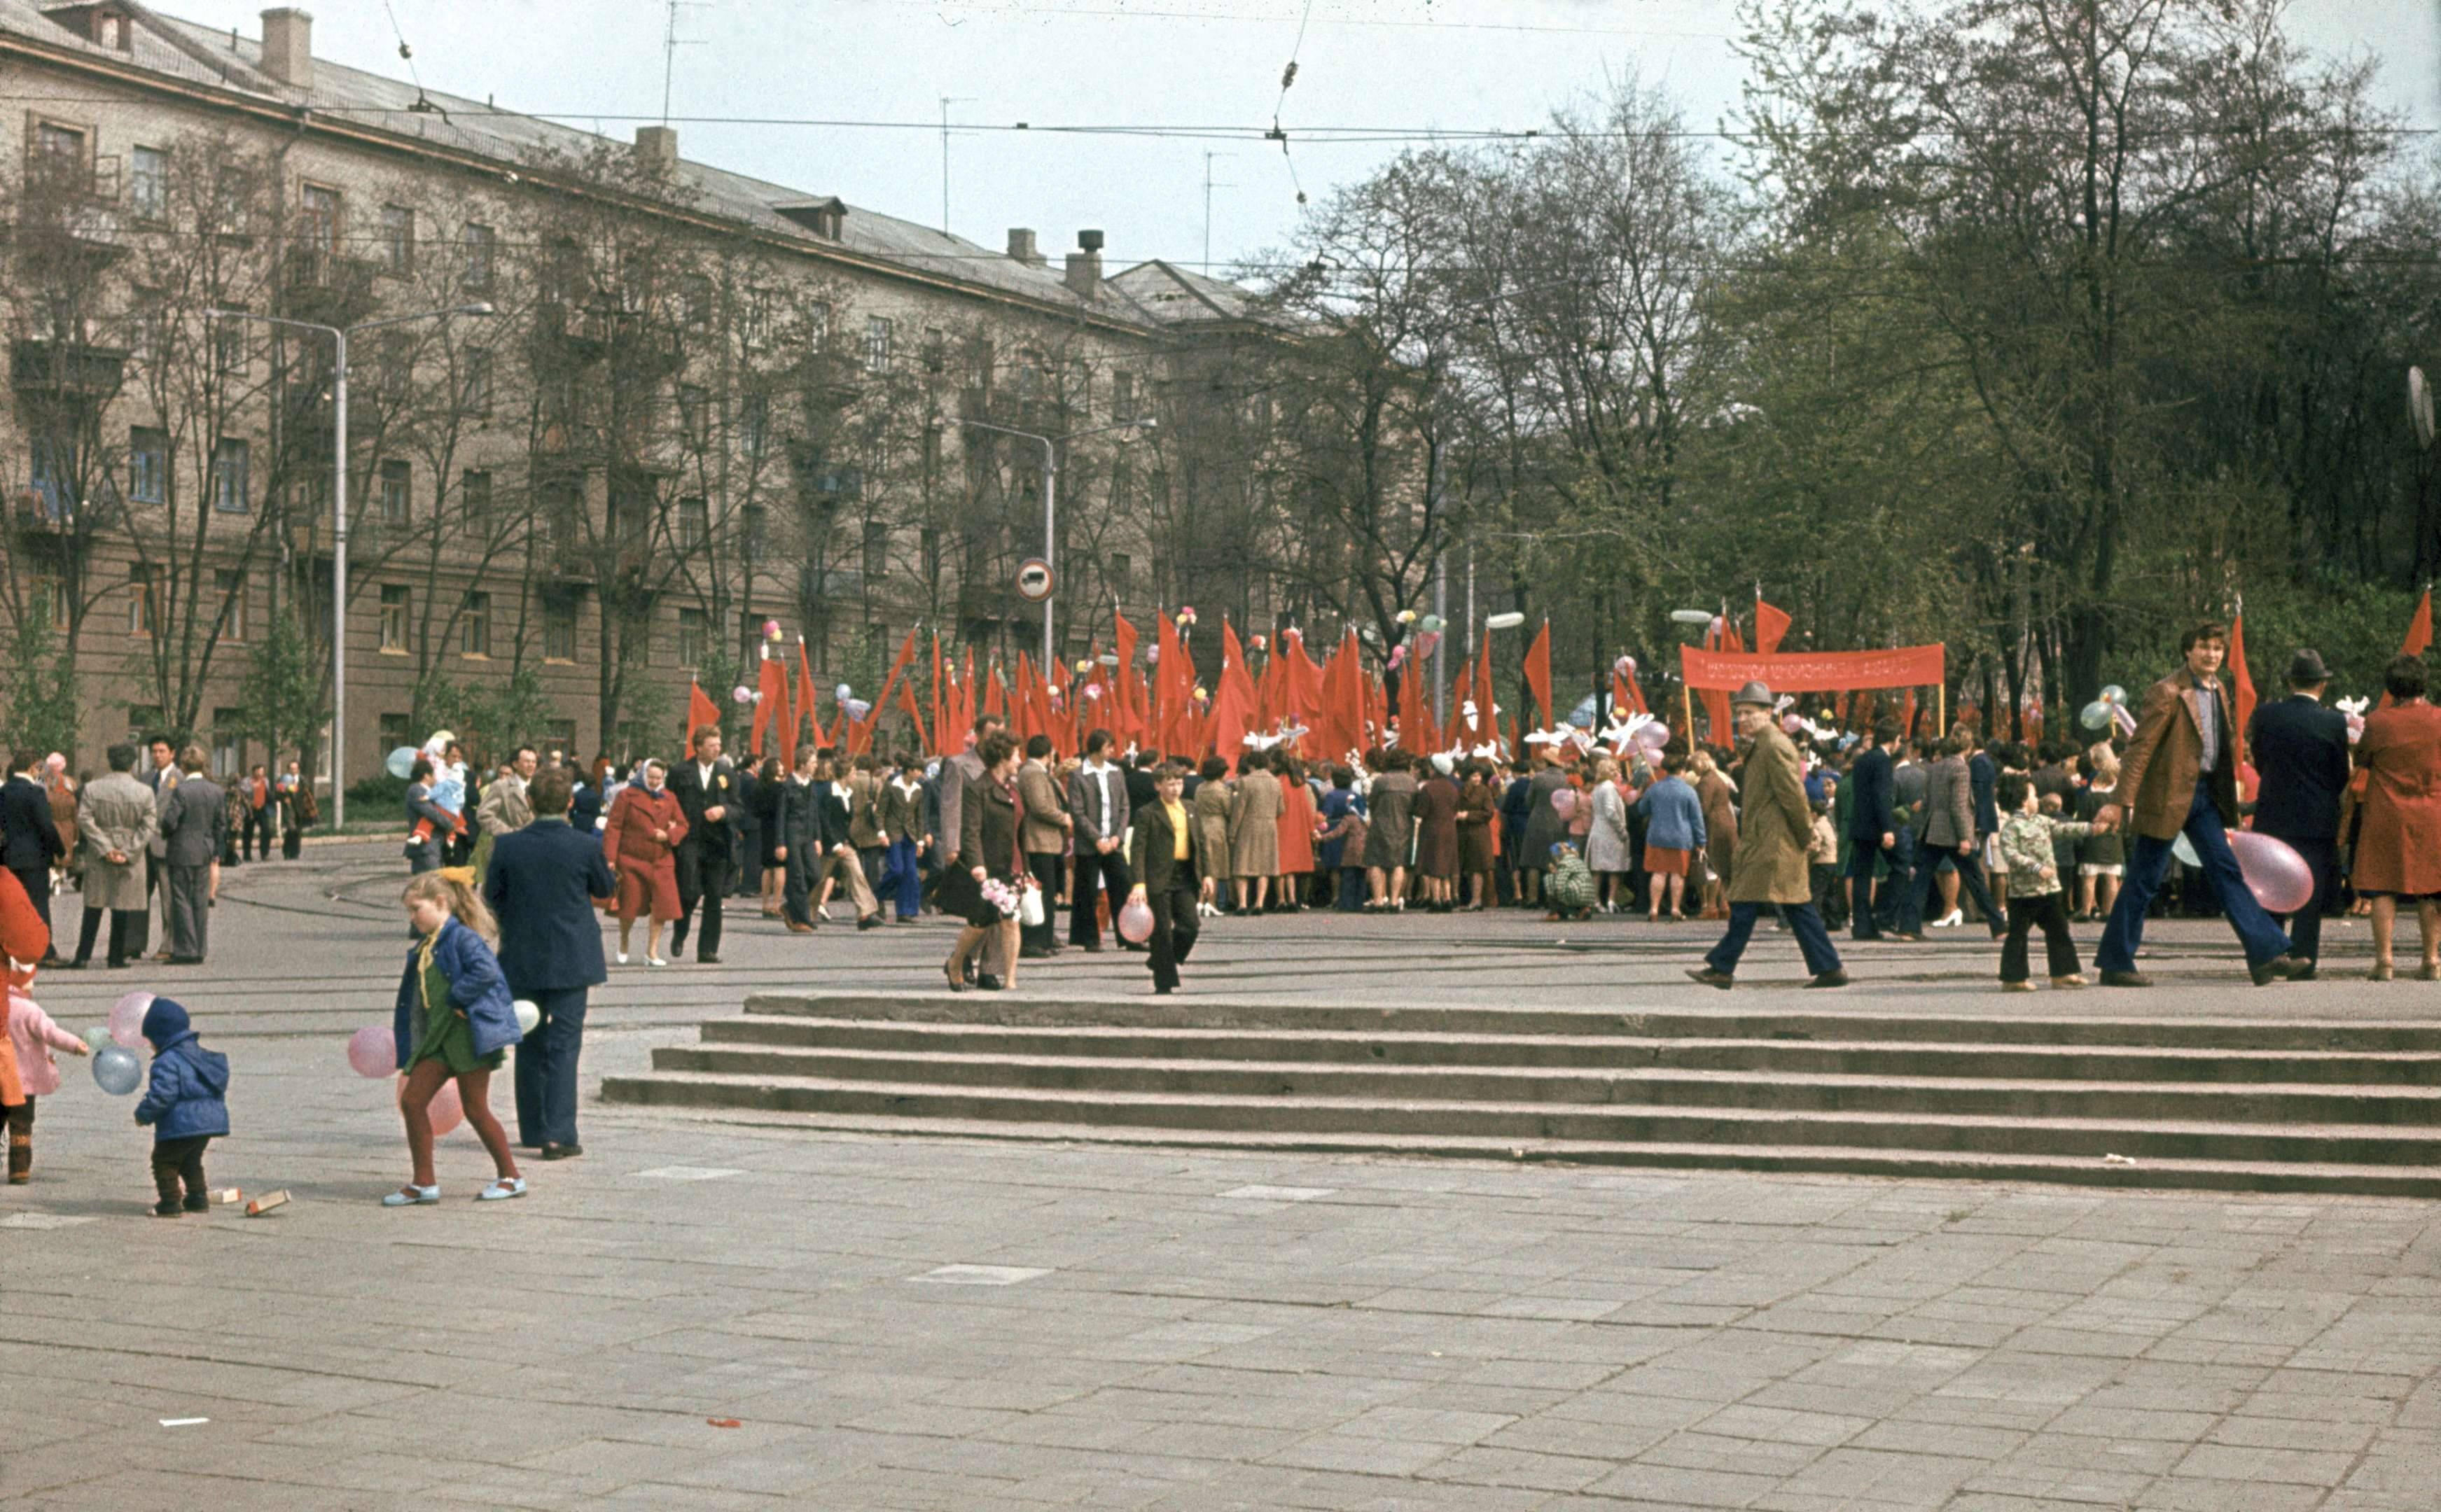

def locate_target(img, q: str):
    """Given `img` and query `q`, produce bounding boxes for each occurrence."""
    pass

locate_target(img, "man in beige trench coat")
[1687,682,1849,990]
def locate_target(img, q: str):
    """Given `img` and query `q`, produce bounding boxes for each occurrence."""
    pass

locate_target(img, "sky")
[151,0,2441,280]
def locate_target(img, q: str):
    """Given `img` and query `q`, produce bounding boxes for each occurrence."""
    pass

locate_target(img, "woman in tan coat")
[1226,755,1281,912]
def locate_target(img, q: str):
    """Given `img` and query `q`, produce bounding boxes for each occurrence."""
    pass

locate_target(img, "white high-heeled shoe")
[647,954,668,967]
[615,950,629,965]
[1932,909,1963,928]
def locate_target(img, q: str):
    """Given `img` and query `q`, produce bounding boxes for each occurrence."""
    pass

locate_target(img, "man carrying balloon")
[2092,622,2311,988]
[1123,763,1200,995]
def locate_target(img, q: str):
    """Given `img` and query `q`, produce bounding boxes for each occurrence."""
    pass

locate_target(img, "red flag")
[1154,612,1186,753]
[1699,615,1736,743]
[859,629,919,757]
[751,652,790,758]
[1522,622,1553,732]
[686,678,721,752]
[1113,612,1141,742]
[794,641,819,757]
[2381,589,2434,713]
[2228,610,2256,764]
[1755,597,1793,657]
[1212,620,1256,763]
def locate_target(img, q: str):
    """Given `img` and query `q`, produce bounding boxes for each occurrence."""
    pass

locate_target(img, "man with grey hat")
[2245,648,2352,976]
[1687,682,1848,990]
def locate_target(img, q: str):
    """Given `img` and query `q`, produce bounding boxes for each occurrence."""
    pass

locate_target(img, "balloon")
[2080,701,2113,731]
[2230,831,2315,915]
[109,991,153,1051]
[514,999,542,1037]
[1781,713,1804,734]
[732,685,756,704]
[428,1079,464,1138]
[384,746,421,780]
[1419,614,1444,634]
[347,1026,395,1079]
[1484,611,1525,630]
[2171,833,2200,868]
[1550,788,1579,818]
[1635,723,1669,750]
[2101,685,2127,705]
[92,1044,141,1096]
[1116,897,1154,944]
[80,1025,110,1054]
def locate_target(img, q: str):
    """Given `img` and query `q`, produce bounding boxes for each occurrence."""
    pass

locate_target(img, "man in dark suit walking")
[1067,729,1133,951]
[1125,762,1200,994]
[2246,649,2353,979]
[1843,719,1904,941]
[668,729,735,964]
[1,748,64,948]
[484,765,616,1158]
[155,747,223,964]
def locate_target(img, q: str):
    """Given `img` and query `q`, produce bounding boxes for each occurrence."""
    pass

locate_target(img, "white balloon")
[513,999,541,1036]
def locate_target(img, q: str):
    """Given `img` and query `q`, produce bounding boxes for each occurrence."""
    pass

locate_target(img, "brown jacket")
[2115,668,2240,841]
[1725,726,1811,906]
[1015,759,1071,855]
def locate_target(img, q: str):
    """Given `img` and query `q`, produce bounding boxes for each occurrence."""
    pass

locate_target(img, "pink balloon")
[109,991,153,1051]
[1550,788,1579,818]
[1117,897,1155,944]
[1781,713,1804,734]
[2230,831,2315,916]
[428,1079,465,1138]
[347,1026,394,1079]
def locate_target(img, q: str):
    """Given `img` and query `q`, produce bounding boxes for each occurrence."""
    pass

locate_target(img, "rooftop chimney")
[1064,230,1104,300]
[1006,227,1044,269]
[259,8,312,87]
[634,125,679,174]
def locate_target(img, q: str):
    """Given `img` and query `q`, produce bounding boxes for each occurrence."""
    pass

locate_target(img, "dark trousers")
[1877,830,1926,934]
[1070,846,1133,946]
[2099,779,2291,974]
[1847,839,1892,939]
[1337,867,1368,911]
[879,838,922,919]
[673,841,730,959]
[1706,900,1843,978]
[242,808,272,860]
[2001,890,2082,982]
[73,905,146,967]
[781,846,816,927]
[7,1095,33,1179]
[151,1133,211,1208]
[1919,844,2006,937]
[513,986,589,1148]
[1809,862,1841,927]
[281,824,303,860]
[1146,878,1199,990]
[165,863,210,960]
[735,823,762,898]
[10,865,49,947]
[2269,834,2337,964]
[1024,852,1064,952]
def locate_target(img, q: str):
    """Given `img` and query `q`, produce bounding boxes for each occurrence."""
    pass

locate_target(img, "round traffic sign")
[1015,558,1055,601]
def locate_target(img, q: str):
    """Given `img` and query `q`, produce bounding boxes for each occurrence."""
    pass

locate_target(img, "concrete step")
[599,1069,2441,1166]
[740,993,2441,1053]
[651,1042,2441,1125]
[701,1016,2441,1085]
[600,1102,2441,1199]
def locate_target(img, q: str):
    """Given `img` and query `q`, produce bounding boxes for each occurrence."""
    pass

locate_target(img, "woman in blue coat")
[388,869,526,1205]
[1634,755,1708,923]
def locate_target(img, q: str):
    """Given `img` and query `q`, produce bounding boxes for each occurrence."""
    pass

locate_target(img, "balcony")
[278,246,378,326]
[11,339,127,398]
[533,301,685,378]
[19,153,125,259]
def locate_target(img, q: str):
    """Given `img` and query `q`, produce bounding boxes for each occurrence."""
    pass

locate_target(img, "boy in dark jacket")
[134,996,230,1216]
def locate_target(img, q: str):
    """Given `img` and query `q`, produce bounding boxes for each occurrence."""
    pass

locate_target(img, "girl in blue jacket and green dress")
[388,869,525,1204]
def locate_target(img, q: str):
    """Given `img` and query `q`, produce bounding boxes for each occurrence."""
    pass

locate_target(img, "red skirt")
[1643,846,1690,876]
[615,863,681,923]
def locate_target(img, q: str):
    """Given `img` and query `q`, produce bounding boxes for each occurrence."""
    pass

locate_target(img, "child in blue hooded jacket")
[389,869,526,1205]
[134,995,230,1217]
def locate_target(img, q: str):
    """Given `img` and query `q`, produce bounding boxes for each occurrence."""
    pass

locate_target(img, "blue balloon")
[92,1044,142,1096]
[2080,700,2113,731]
[384,746,422,780]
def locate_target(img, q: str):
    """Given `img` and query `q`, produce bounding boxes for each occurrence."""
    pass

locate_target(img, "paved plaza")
[1,841,2436,1509]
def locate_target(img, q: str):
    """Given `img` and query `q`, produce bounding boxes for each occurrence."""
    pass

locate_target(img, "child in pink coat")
[6,988,90,1183]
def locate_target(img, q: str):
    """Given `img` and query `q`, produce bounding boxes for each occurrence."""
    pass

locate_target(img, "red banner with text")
[1680,644,1945,692]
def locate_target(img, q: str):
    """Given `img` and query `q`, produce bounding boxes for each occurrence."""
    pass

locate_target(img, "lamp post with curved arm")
[204,301,492,826]
[954,414,1155,671]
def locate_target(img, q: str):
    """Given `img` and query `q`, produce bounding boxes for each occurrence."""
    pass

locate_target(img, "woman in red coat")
[603,760,688,967]
[1273,752,1319,911]
[2354,655,2441,980]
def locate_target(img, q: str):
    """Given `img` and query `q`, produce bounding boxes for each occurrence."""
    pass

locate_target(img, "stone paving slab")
[0,844,2430,1508]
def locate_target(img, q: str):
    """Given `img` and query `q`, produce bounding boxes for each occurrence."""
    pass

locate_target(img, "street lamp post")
[205,302,493,827]
[955,416,1155,671]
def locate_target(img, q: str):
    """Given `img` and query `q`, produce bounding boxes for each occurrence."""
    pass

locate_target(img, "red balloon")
[2230,830,2314,916]
[347,1027,394,1079]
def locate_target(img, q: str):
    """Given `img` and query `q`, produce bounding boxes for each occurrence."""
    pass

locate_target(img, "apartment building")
[0,2,1274,778]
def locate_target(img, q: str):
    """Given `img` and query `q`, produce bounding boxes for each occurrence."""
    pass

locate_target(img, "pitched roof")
[0,1,1262,327]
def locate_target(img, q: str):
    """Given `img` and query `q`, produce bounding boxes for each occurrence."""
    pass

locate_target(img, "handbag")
[1018,881,1045,927]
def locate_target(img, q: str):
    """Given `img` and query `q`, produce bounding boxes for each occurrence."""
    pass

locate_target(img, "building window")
[742,289,771,350]
[300,182,340,256]
[681,274,713,328]
[1108,552,1131,601]
[678,384,708,446]
[543,597,578,662]
[214,307,247,374]
[806,300,830,353]
[379,459,410,526]
[129,426,166,503]
[459,591,491,657]
[128,564,153,636]
[740,503,767,552]
[461,469,491,533]
[30,572,69,634]
[863,316,893,374]
[129,144,167,220]
[742,392,768,459]
[545,718,578,758]
[676,608,708,666]
[216,568,248,642]
[1068,359,1090,413]
[379,712,412,752]
[458,349,492,415]
[461,222,495,290]
[379,584,410,652]
[213,708,243,776]
[1112,371,1136,423]
[678,496,709,552]
[922,327,947,374]
[1111,456,1132,507]
[1015,349,1043,400]
[211,438,249,512]
[27,435,76,519]
[380,204,413,274]
[862,521,889,577]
